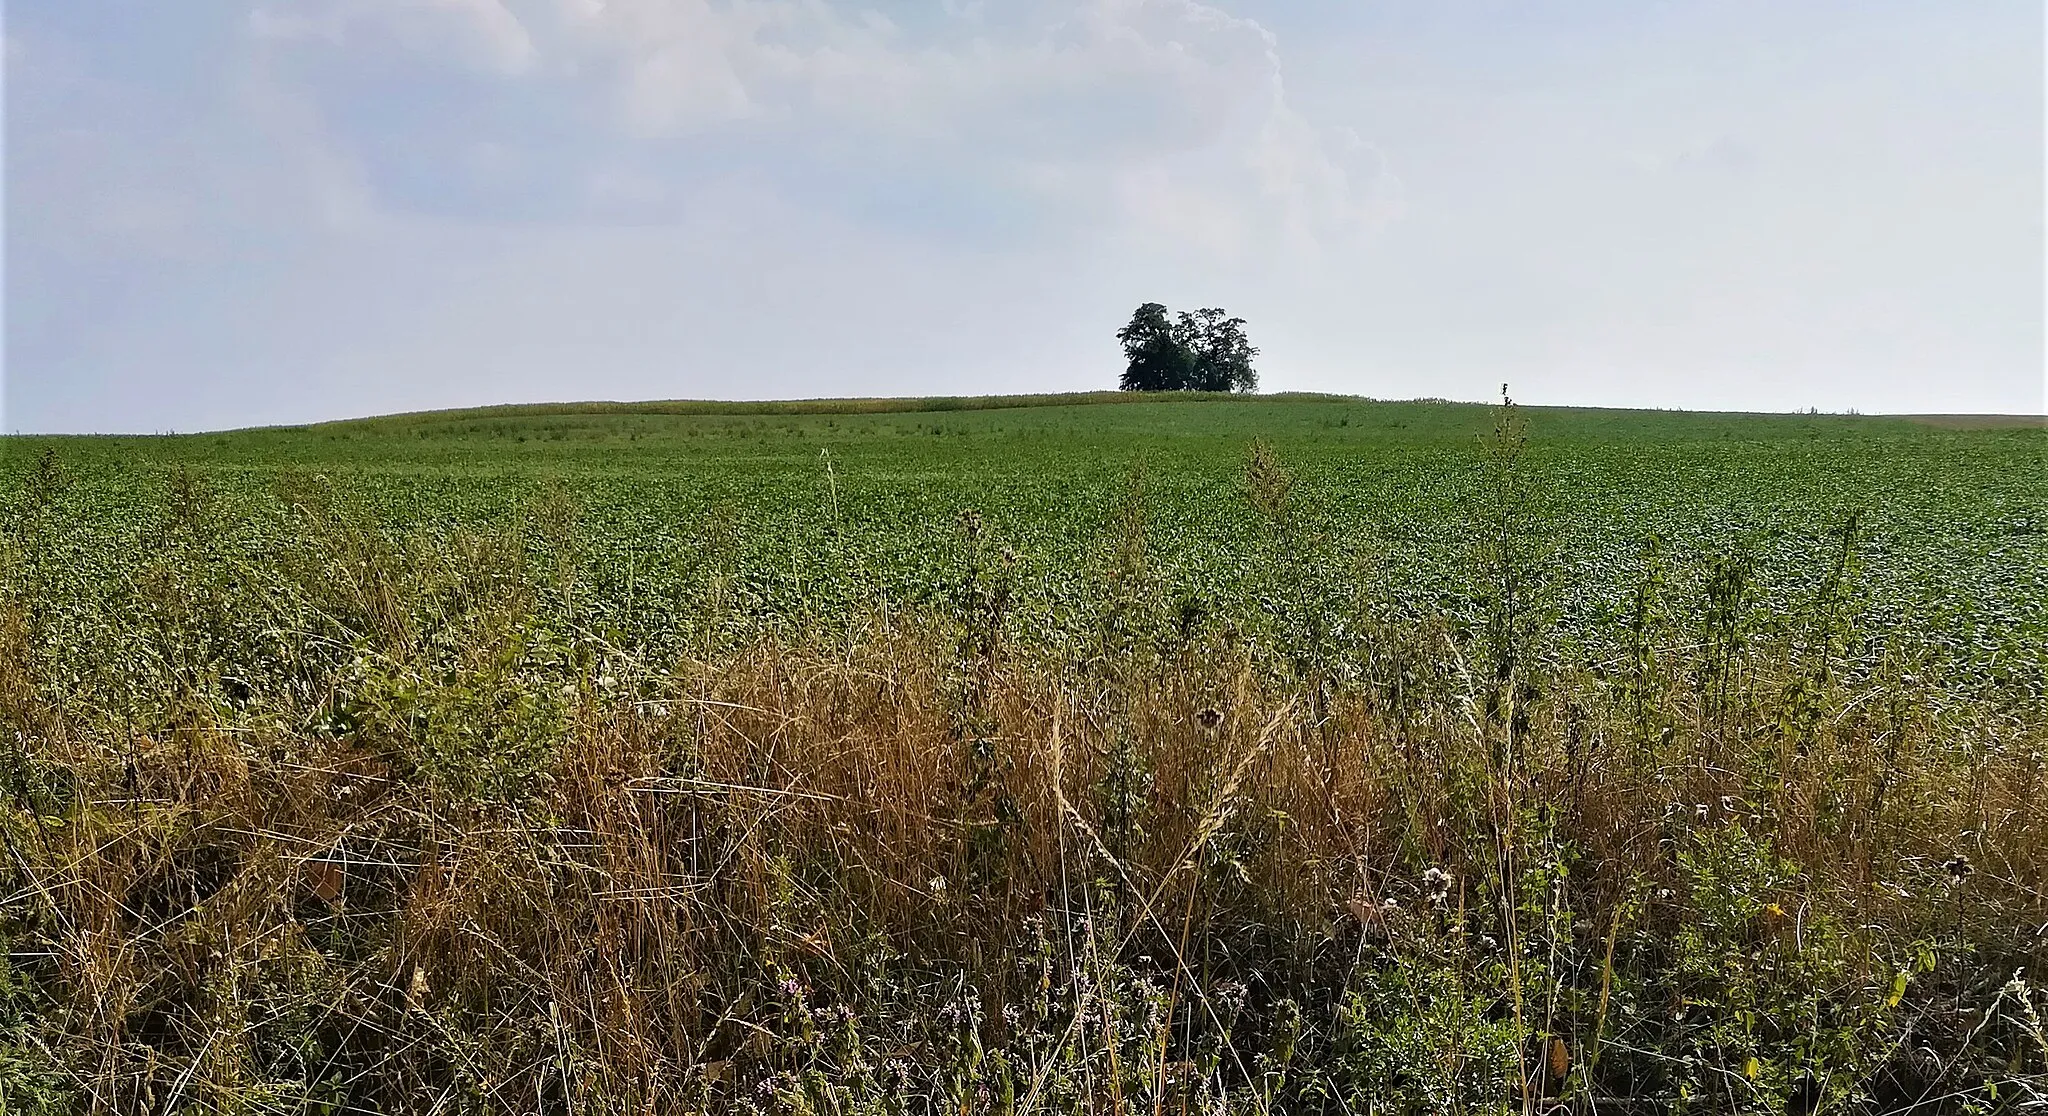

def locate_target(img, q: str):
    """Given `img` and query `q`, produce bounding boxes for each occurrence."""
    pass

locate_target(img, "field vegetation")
[3,392,2045,1113]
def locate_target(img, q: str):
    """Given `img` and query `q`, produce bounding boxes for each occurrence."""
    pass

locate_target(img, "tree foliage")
[1116,303,1259,393]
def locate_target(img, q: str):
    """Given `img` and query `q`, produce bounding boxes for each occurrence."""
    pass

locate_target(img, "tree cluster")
[1115,303,1258,393]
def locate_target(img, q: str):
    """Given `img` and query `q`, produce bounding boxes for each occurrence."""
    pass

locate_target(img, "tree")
[1116,303,1258,393]
[1116,303,1193,392]
[1178,307,1259,393]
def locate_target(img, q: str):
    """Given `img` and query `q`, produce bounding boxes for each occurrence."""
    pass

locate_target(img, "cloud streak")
[244,0,1398,250]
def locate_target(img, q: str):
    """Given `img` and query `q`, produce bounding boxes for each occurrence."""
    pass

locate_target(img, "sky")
[4,0,2043,433]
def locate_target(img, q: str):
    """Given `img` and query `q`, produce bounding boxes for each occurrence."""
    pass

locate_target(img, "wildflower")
[1196,707,1223,731]
[1421,866,1453,903]
[1943,854,1973,882]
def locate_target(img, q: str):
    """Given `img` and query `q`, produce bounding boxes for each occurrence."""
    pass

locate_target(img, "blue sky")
[5,0,2042,432]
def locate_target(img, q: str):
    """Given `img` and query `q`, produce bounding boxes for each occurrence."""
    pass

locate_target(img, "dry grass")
[5,598,2045,1113]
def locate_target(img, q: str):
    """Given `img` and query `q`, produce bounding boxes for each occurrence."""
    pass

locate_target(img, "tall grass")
[2,419,2044,1115]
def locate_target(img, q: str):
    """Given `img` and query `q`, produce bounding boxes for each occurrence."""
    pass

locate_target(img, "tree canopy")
[1116,303,1258,393]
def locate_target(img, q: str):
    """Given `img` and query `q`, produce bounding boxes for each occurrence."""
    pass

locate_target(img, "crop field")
[3,392,2046,1113]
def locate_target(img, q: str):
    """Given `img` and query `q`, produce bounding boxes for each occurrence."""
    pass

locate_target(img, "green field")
[4,393,2046,1113]
[13,393,2047,696]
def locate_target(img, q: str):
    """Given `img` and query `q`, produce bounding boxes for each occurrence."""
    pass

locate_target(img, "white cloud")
[245,0,1397,255]
[250,0,538,75]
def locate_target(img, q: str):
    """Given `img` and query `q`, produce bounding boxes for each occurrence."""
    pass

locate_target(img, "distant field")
[4,394,2045,1112]
[13,394,2046,688]
[1896,413,2048,430]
